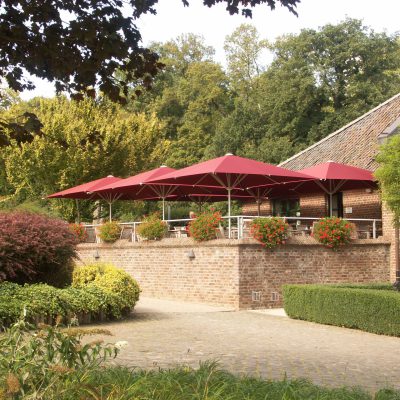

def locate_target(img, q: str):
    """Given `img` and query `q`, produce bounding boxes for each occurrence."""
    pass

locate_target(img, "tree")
[224,24,268,94]
[375,135,400,222]
[0,96,168,220]
[0,0,299,101]
[165,61,230,167]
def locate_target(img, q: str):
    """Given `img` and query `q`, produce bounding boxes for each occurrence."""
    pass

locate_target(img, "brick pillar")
[382,202,399,281]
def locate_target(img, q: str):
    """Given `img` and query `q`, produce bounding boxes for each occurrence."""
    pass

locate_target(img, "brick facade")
[77,238,390,309]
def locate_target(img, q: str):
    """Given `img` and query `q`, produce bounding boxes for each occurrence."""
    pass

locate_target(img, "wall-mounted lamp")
[186,249,195,260]
[365,188,373,193]
[94,250,100,260]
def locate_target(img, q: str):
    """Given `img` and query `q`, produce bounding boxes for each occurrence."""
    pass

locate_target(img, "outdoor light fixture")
[94,250,100,260]
[186,250,195,260]
[365,188,373,193]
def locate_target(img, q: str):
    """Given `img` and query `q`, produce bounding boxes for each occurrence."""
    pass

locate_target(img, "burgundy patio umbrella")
[147,154,312,236]
[270,161,376,216]
[92,166,239,220]
[47,175,123,221]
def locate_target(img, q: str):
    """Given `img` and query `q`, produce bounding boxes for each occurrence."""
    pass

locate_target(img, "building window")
[272,199,300,217]
[327,192,343,217]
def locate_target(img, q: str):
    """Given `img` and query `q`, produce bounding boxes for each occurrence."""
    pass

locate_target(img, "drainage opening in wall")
[271,292,279,302]
[251,291,261,302]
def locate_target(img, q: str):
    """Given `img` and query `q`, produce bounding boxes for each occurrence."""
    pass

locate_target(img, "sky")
[20,0,400,100]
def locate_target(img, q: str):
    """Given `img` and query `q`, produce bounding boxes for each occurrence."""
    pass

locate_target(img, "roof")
[279,93,400,172]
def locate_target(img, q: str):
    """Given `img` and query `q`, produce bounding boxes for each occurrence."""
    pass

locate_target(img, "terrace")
[81,214,383,243]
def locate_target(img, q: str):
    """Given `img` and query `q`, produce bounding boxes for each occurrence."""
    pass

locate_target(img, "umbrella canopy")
[47,175,122,199]
[147,154,312,235]
[47,175,124,222]
[93,166,239,219]
[270,161,377,216]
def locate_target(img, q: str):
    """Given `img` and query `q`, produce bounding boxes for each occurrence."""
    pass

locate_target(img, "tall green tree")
[224,24,268,95]
[0,96,168,219]
[376,134,400,222]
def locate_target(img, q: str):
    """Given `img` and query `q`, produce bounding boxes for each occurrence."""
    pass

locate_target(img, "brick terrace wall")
[77,239,240,308]
[77,237,390,310]
[238,238,390,309]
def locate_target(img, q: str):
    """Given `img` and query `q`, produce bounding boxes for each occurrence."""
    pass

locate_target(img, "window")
[272,199,300,217]
[327,192,343,217]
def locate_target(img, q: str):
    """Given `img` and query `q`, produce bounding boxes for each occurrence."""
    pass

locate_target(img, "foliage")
[283,284,400,337]
[188,211,222,241]
[0,319,118,399]
[3,358,398,399]
[69,223,87,243]
[98,221,122,243]
[0,211,77,285]
[73,263,141,317]
[137,213,167,240]
[375,135,400,223]
[0,0,297,99]
[312,217,353,249]
[0,96,168,221]
[0,263,140,325]
[250,217,288,248]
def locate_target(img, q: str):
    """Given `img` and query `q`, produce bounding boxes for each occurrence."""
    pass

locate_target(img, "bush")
[69,223,88,242]
[0,320,119,399]
[283,283,400,336]
[188,211,222,241]
[98,221,121,243]
[0,264,140,325]
[137,213,167,240]
[312,217,352,249]
[250,217,288,249]
[73,263,141,317]
[0,211,77,286]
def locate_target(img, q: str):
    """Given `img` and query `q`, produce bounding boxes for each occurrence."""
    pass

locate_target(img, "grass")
[50,362,400,400]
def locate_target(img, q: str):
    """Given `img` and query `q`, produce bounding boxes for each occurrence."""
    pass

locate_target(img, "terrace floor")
[92,297,400,392]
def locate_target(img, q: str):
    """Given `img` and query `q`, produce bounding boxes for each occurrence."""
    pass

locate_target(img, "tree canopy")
[0,0,299,102]
[376,134,400,223]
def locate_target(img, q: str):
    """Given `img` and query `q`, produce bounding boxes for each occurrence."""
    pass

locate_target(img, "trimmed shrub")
[188,211,222,241]
[312,217,352,249]
[250,217,288,249]
[73,263,141,317]
[69,223,88,242]
[0,211,77,286]
[98,221,121,243]
[283,283,400,336]
[137,213,167,240]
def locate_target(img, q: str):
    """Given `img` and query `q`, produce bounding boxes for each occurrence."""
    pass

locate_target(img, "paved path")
[93,297,400,392]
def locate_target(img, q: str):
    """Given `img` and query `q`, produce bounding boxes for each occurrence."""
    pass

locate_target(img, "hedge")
[283,283,400,336]
[0,264,141,326]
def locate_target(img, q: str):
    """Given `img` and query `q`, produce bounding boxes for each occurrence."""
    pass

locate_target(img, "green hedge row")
[0,263,141,326]
[283,283,400,336]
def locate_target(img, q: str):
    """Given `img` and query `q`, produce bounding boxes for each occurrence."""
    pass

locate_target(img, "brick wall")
[77,237,390,310]
[238,239,390,308]
[243,189,382,220]
[242,201,272,216]
[342,189,381,219]
[77,239,240,308]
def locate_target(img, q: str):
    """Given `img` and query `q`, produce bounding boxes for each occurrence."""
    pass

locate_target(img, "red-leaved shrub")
[0,212,78,285]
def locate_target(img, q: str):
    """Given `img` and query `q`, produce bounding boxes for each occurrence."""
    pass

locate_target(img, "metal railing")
[81,215,383,242]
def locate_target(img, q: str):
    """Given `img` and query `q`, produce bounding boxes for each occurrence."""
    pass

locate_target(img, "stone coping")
[78,236,390,250]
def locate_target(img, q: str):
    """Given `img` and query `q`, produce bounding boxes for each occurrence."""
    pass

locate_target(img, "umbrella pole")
[75,199,81,224]
[257,201,261,217]
[228,188,231,239]
[162,198,165,221]
[109,202,112,222]
[329,193,333,217]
